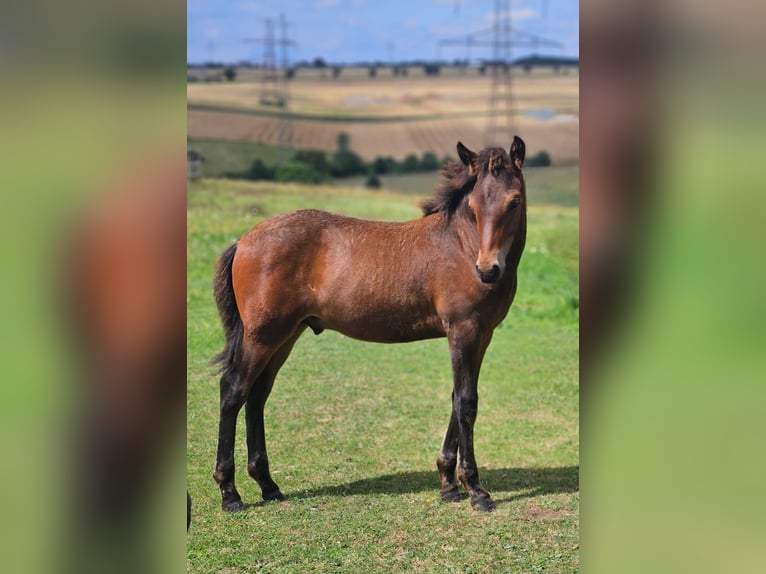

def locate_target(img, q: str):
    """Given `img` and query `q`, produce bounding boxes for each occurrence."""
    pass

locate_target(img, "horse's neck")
[448,204,480,258]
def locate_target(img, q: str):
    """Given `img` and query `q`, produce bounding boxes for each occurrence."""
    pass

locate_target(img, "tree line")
[229,133,454,188]
[228,132,551,187]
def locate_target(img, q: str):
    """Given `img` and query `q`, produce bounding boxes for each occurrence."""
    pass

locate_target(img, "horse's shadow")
[248,466,578,508]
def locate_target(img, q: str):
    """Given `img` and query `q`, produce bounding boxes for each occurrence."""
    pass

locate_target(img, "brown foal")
[212,137,527,512]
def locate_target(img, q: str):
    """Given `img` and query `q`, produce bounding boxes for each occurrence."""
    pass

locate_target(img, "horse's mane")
[420,147,510,217]
[420,162,475,217]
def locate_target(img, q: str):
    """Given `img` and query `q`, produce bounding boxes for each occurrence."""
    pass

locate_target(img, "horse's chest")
[440,281,516,330]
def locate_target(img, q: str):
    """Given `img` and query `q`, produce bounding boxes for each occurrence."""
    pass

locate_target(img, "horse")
[212,136,527,512]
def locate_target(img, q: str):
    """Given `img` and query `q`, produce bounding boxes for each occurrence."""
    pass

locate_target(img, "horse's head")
[458,137,526,284]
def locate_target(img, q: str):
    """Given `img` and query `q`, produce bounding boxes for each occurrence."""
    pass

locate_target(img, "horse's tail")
[212,241,243,379]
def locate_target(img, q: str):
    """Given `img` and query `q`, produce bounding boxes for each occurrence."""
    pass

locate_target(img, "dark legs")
[454,387,495,511]
[213,331,301,512]
[436,396,462,502]
[245,378,283,502]
[245,331,303,502]
[213,368,249,512]
[437,328,495,511]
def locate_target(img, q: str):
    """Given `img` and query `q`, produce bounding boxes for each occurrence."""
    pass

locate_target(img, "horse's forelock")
[478,147,510,176]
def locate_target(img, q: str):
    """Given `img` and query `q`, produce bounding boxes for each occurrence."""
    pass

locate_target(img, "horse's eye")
[508,196,521,210]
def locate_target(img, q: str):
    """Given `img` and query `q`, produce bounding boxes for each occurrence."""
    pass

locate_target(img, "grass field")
[187,174,579,572]
[187,139,294,178]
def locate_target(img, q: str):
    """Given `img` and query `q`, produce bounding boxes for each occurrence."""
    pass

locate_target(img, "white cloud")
[404,17,418,29]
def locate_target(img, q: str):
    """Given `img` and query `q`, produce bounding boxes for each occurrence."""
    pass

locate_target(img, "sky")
[187,0,578,65]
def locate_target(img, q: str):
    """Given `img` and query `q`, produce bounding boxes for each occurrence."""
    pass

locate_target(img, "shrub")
[274,161,326,184]
[401,153,420,173]
[336,132,351,152]
[525,150,552,167]
[372,156,397,175]
[242,159,274,181]
[420,151,439,171]
[331,134,366,177]
[365,173,381,189]
[293,149,330,176]
[331,150,365,177]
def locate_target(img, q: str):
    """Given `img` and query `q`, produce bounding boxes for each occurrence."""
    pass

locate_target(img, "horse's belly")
[331,322,444,344]
[319,304,444,343]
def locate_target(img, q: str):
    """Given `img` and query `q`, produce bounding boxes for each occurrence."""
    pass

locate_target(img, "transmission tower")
[244,14,295,153]
[485,0,515,146]
[438,0,563,147]
[259,19,281,107]
[277,14,293,148]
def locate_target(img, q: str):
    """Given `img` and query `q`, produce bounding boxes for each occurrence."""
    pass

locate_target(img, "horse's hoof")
[440,487,463,503]
[222,498,245,513]
[262,489,285,502]
[470,495,496,512]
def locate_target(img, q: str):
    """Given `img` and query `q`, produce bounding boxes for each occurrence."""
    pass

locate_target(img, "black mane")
[420,162,476,216]
[420,147,510,217]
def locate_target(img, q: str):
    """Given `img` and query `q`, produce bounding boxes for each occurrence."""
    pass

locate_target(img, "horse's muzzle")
[476,264,501,284]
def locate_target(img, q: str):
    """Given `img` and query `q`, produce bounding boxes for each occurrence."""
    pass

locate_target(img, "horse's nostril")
[476,264,501,284]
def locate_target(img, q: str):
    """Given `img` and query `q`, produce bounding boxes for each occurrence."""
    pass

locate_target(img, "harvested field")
[187,72,578,163]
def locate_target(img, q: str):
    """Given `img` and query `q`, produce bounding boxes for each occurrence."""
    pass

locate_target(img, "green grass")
[188,138,294,178]
[187,178,578,573]
[336,166,579,207]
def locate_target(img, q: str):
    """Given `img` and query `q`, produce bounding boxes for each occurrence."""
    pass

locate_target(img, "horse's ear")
[456,141,477,174]
[510,135,525,171]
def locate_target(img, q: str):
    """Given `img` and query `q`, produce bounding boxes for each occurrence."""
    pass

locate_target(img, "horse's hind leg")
[245,328,305,501]
[213,342,279,512]
[213,368,250,512]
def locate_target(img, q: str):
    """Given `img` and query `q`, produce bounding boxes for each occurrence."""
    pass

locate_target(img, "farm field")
[187,175,579,572]
[187,71,578,163]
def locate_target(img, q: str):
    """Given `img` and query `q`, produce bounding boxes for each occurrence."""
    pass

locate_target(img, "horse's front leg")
[447,325,495,511]
[436,394,462,502]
